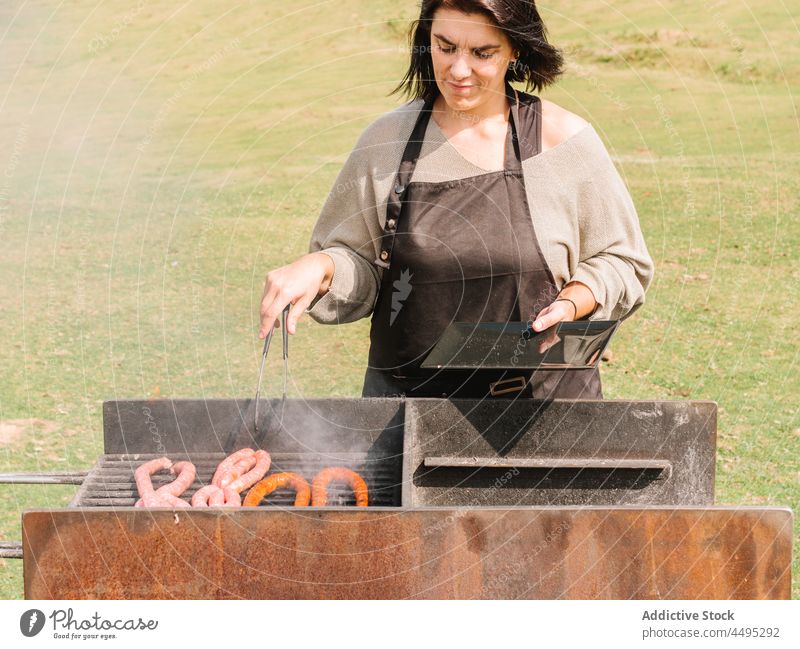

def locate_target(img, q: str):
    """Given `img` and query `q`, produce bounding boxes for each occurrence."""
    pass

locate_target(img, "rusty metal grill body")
[21,398,793,599]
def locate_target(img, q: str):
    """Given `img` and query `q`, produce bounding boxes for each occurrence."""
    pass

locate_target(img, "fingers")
[532,306,557,332]
[287,293,314,334]
[532,301,571,332]
[259,275,279,338]
[260,287,312,338]
[260,254,328,338]
[259,282,290,339]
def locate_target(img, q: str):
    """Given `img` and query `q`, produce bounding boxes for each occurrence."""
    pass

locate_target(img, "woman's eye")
[434,44,492,59]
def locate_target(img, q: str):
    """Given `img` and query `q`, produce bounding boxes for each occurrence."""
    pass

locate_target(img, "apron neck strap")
[375,82,528,270]
[400,81,524,170]
[504,80,523,172]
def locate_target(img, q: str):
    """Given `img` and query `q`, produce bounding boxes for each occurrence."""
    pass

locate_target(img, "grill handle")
[0,472,88,560]
[423,456,672,476]
[0,471,87,485]
[0,541,22,559]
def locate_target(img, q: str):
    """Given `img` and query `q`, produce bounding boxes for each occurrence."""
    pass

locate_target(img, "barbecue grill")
[3,397,793,599]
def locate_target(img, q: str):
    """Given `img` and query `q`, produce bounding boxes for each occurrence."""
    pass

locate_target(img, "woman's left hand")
[532,299,577,332]
[532,300,576,353]
[532,282,598,353]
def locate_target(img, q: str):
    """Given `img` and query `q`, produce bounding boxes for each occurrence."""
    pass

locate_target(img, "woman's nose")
[450,54,472,79]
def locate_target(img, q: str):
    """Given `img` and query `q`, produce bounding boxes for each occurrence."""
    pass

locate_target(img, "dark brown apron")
[363,81,602,400]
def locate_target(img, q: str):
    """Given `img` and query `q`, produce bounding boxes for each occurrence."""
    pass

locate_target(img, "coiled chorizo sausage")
[311,467,368,507]
[243,472,311,507]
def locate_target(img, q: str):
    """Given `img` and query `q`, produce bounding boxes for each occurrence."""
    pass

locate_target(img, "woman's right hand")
[259,252,334,338]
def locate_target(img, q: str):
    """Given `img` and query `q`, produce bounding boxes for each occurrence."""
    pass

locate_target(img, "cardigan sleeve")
[305,130,384,324]
[568,130,654,321]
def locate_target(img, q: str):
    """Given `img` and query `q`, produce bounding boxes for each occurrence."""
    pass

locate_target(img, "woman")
[259,0,653,399]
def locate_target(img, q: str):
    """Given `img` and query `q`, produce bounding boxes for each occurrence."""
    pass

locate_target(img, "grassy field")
[0,0,797,599]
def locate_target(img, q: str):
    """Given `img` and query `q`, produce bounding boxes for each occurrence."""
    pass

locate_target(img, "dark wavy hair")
[392,0,564,102]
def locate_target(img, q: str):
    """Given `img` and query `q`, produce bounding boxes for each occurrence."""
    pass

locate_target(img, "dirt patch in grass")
[0,419,61,446]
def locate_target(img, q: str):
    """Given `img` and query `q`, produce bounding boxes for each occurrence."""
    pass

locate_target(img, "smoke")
[245,398,403,506]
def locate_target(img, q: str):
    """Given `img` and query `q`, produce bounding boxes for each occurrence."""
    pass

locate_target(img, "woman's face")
[429,8,516,112]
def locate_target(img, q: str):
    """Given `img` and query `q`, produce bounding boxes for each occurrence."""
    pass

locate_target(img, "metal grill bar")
[0,541,23,559]
[423,456,672,471]
[0,472,87,485]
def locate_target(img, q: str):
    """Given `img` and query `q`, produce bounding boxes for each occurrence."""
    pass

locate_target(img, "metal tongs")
[253,304,289,441]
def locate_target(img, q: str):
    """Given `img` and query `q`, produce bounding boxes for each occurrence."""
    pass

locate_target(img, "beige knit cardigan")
[307,98,654,324]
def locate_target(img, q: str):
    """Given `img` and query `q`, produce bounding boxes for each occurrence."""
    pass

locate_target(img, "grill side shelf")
[405,399,716,507]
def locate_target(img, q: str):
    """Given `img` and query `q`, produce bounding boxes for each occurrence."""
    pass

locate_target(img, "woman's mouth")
[448,81,472,92]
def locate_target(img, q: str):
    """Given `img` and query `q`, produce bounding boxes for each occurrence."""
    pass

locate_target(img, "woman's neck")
[431,90,510,135]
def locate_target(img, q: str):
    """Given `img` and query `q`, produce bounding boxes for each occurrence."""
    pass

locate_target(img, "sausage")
[135,492,190,508]
[191,484,226,507]
[134,457,173,501]
[212,448,254,488]
[212,449,256,489]
[225,455,257,488]
[134,458,195,507]
[190,485,242,507]
[243,472,311,507]
[162,493,191,507]
[222,487,241,507]
[232,456,256,475]
[311,467,368,507]
[156,460,196,497]
[228,450,271,493]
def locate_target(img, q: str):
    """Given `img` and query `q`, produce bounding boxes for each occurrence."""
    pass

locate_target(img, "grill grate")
[72,453,402,507]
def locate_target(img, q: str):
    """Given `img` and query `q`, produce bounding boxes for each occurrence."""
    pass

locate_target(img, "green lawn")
[0,0,797,599]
